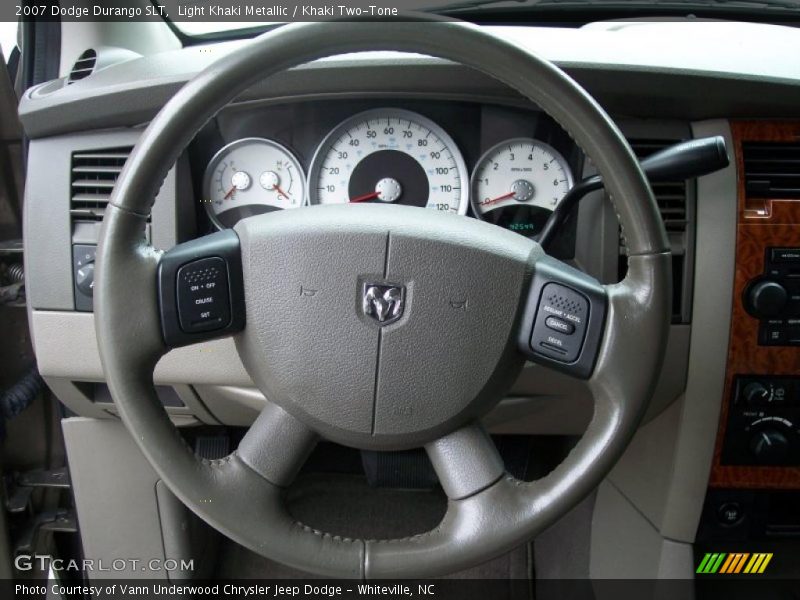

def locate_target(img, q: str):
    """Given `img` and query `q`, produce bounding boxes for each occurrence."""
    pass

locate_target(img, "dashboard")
[14,19,800,576]
[21,20,750,439]
[15,19,800,512]
[191,100,582,257]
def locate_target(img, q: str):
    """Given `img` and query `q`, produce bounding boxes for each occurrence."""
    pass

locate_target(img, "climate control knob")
[749,428,789,463]
[742,382,772,405]
[746,280,788,319]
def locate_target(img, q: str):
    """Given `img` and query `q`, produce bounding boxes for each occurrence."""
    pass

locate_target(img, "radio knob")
[749,428,789,463]
[746,280,788,319]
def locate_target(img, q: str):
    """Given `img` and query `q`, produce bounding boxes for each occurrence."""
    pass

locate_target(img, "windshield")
[175,21,275,36]
[167,0,800,38]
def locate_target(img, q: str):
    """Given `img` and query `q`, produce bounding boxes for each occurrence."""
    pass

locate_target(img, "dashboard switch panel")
[72,244,96,312]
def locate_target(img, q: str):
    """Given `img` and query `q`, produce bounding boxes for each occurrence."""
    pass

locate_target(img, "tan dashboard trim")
[709,120,800,489]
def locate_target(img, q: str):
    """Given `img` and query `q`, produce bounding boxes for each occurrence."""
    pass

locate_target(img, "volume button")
[746,280,788,319]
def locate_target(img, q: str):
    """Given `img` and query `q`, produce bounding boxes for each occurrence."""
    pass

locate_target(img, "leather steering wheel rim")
[95,21,671,578]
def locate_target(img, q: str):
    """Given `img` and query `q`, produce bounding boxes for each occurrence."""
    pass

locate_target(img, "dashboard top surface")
[67,21,800,82]
[18,21,800,139]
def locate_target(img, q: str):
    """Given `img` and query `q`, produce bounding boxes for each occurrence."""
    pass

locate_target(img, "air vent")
[743,141,800,200]
[629,139,688,233]
[70,147,132,222]
[67,49,97,84]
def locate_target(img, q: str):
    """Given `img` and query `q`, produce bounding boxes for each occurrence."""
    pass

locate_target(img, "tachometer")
[307,109,468,214]
[203,138,305,229]
[471,138,573,235]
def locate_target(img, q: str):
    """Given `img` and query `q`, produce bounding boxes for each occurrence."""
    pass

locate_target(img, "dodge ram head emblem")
[362,284,405,325]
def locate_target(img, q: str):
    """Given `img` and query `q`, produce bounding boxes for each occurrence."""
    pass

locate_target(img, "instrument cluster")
[201,105,580,240]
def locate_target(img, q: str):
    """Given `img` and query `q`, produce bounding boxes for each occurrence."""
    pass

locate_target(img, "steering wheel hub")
[234,204,535,448]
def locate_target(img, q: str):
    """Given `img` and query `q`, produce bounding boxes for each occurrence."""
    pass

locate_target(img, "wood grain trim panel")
[709,120,800,489]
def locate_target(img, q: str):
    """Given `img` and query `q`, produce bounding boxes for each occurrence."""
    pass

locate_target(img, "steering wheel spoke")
[425,424,504,500]
[157,229,246,348]
[237,401,318,487]
[517,254,608,379]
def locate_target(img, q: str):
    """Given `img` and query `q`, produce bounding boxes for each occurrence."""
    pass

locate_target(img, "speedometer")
[471,138,573,236]
[307,109,468,214]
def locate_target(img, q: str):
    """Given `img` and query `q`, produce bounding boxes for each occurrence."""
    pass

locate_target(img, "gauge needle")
[274,184,290,200]
[350,191,380,203]
[223,186,236,200]
[479,192,516,207]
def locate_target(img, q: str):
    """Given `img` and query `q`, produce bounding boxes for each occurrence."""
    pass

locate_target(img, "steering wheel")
[95,21,670,578]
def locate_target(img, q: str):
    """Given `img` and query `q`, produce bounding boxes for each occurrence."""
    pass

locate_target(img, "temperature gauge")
[203,138,305,229]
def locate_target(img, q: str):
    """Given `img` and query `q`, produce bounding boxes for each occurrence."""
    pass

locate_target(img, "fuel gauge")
[203,138,305,229]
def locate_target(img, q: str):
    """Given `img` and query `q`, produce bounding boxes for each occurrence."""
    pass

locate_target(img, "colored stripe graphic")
[733,553,749,573]
[696,553,714,573]
[697,553,727,574]
[697,552,773,574]
[718,553,734,574]
[756,553,773,574]
[719,554,736,574]
[711,553,726,574]
[742,553,773,574]
[744,554,760,574]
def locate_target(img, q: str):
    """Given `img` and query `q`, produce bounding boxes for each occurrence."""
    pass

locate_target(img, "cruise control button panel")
[517,257,607,379]
[531,283,589,363]
[158,229,245,348]
[177,257,230,333]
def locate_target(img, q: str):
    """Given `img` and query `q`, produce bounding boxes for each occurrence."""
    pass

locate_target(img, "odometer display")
[308,109,468,214]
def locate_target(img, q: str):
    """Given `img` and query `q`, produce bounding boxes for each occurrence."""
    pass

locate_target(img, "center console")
[711,121,800,488]
[698,121,800,557]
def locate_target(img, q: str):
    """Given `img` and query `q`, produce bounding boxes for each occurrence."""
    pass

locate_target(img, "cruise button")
[545,316,575,335]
